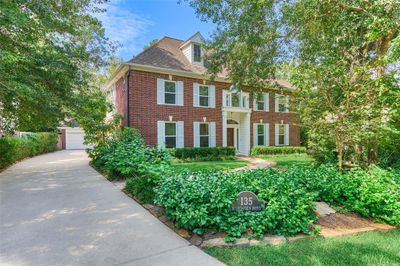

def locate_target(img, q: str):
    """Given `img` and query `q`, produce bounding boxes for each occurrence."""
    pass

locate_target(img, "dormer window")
[193,44,201,62]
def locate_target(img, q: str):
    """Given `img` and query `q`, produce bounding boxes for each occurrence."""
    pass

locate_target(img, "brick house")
[103,32,300,155]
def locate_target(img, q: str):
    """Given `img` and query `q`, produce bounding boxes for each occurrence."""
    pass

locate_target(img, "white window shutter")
[285,95,289,112]
[177,81,184,106]
[265,93,269,112]
[222,90,227,107]
[275,94,280,112]
[253,123,258,146]
[157,121,165,148]
[275,124,279,146]
[265,123,270,146]
[193,122,200,147]
[193,83,199,107]
[253,95,258,111]
[209,85,216,108]
[284,124,289,145]
[209,122,216,147]
[157,79,164,104]
[177,121,184,148]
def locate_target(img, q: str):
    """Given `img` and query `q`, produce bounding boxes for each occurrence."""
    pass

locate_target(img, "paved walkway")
[234,156,276,170]
[0,151,223,266]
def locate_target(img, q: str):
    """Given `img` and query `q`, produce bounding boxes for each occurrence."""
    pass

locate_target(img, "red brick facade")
[115,69,300,147]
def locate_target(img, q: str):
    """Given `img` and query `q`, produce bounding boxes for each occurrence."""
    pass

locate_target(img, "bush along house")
[103,32,300,156]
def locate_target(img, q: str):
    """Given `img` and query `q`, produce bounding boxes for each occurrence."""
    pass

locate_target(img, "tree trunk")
[336,133,343,171]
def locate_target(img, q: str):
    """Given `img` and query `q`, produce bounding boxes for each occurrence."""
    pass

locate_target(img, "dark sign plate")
[231,191,264,212]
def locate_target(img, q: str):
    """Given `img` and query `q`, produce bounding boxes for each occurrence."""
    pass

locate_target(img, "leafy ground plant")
[155,169,317,240]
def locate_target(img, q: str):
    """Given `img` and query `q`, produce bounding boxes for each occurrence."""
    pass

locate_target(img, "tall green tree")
[0,0,113,133]
[186,0,400,169]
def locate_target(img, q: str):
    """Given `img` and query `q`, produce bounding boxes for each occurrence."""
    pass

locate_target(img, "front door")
[227,128,234,147]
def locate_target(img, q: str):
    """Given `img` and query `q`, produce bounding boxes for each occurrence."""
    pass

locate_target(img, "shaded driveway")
[0,151,223,265]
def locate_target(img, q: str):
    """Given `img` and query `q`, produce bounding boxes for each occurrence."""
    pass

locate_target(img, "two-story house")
[103,32,300,155]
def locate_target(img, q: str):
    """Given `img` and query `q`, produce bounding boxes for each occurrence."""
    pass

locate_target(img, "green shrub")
[173,147,236,160]
[155,169,317,240]
[288,165,400,225]
[251,146,306,155]
[0,132,58,170]
[88,128,171,203]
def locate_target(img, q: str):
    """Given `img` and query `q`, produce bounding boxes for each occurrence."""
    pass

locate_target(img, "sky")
[95,0,216,61]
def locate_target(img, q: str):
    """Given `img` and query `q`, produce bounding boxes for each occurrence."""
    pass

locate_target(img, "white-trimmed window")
[164,81,176,104]
[165,122,177,148]
[193,122,216,147]
[193,44,202,62]
[275,94,289,112]
[223,89,249,108]
[157,121,184,148]
[200,123,209,147]
[275,124,289,146]
[253,123,269,146]
[157,79,184,106]
[193,83,215,108]
[253,92,269,111]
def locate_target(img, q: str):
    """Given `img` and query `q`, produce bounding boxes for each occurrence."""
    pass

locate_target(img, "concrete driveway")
[0,151,223,266]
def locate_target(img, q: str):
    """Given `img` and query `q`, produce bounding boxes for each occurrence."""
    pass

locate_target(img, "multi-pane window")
[165,122,176,148]
[256,93,265,110]
[200,123,209,147]
[277,94,288,112]
[193,44,201,62]
[231,92,240,107]
[199,85,209,107]
[278,124,285,145]
[257,124,265,146]
[164,81,176,104]
[225,94,231,107]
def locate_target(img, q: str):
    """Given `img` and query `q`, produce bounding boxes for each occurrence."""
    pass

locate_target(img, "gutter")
[126,66,131,127]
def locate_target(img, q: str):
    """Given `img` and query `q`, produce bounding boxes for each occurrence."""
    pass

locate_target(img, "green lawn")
[206,230,400,266]
[171,160,249,173]
[257,153,315,168]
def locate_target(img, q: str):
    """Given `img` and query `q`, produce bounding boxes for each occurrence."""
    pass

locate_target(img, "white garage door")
[65,129,89,150]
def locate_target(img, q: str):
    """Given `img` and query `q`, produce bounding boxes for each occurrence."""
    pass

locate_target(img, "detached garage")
[59,127,91,150]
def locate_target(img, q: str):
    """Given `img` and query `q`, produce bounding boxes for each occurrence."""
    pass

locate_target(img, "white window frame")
[193,43,202,63]
[253,92,269,112]
[157,79,184,106]
[275,124,289,146]
[253,123,269,146]
[164,80,177,105]
[193,121,216,147]
[164,122,177,148]
[157,121,184,148]
[199,123,210,147]
[198,85,209,107]
[223,90,250,108]
[275,94,289,113]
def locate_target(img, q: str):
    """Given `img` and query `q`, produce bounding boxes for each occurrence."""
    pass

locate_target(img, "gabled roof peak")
[179,32,205,48]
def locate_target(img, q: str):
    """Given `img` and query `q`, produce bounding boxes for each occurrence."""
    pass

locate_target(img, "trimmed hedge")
[0,133,58,169]
[173,147,236,160]
[251,146,306,155]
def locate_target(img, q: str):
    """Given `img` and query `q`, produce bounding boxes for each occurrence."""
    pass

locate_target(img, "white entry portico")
[222,110,251,156]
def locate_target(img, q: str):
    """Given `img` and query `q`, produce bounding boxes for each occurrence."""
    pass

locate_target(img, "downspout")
[126,66,131,127]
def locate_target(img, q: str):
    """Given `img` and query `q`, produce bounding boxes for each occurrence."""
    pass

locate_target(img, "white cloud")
[95,0,152,60]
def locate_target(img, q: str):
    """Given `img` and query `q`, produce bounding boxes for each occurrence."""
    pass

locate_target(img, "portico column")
[222,111,227,147]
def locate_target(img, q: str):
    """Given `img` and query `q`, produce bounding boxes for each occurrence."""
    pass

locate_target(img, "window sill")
[158,103,184,106]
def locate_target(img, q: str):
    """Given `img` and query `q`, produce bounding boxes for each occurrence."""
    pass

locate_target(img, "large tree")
[187,0,400,169]
[0,0,113,133]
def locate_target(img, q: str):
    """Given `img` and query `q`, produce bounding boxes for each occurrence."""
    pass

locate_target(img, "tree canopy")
[0,0,113,133]
[187,0,400,168]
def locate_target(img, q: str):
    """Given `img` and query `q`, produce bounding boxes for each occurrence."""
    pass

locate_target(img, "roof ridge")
[126,36,184,63]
